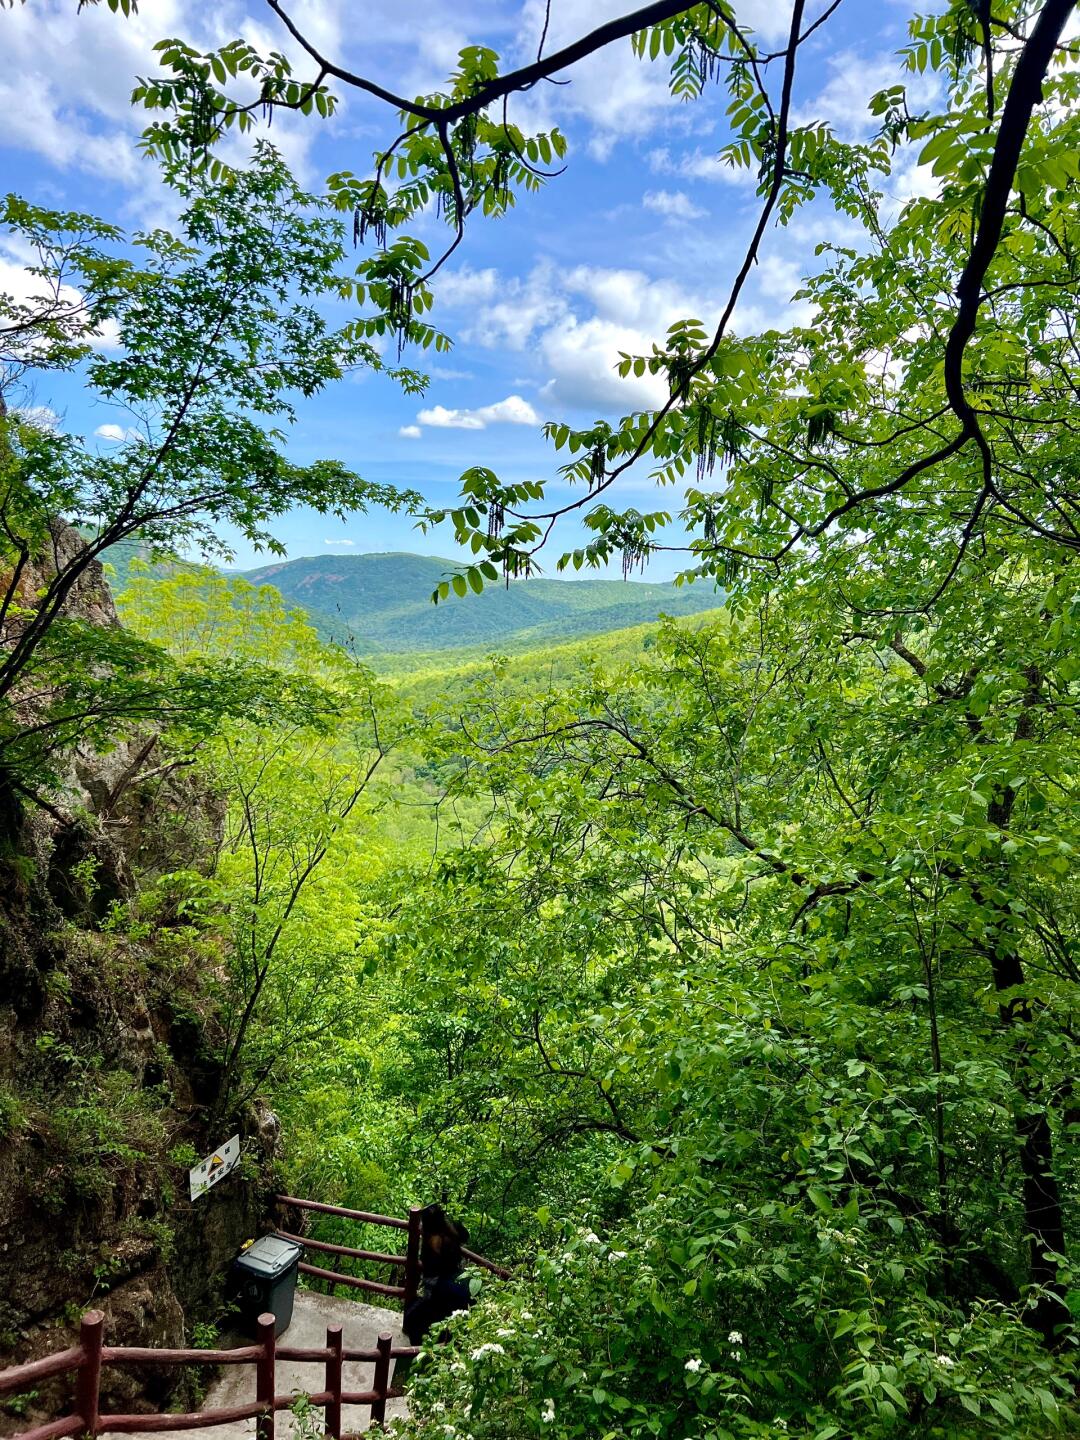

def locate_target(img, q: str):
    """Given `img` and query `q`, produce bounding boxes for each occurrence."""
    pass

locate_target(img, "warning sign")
[189,1135,241,1201]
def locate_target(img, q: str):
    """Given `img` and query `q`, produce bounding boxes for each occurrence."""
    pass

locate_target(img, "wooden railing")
[274,1197,421,1307]
[274,1196,512,1298]
[0,1198,510,1439]
[0,1310,419,1440]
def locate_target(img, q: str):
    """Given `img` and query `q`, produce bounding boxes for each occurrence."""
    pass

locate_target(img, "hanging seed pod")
[490,152,511,210]
[696,408,719,481]
[621,534,650,579]
[387,278,415,357]
[719,411,742,465]
[757,474,774,522]
[354,187,388,249]
[457,113,477,165]
[695,37,721,90]
[487,498,505,539]
[668,354,695,401]
[806,408,837,448]
[454,113,479,197]
[589,443,607,491]
[696,409,742,480]
[504,550,534,586]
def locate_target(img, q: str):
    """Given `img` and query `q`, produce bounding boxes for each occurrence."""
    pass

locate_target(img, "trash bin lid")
[234,1235,302,1280]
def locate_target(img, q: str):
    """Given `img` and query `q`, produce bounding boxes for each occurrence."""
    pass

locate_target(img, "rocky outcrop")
[0,526,276,1430]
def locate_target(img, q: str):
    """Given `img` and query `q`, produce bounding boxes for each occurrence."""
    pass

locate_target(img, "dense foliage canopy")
[2,1,1079,1437]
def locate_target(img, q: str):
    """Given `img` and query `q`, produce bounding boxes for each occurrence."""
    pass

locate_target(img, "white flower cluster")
[541,1398,556,1424]
[934,1353,955,1368]
[728,1331,743,1345]
[609,1250,628,1262]
[469,1342,505,1360]
[823,1227,859,1249]
[684,1357,702,1373]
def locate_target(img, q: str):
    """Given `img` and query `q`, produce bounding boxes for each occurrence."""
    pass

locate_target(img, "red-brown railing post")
[75,1311,104,1438]
[324,1324,342,1440]
[370,1333,392,1428]
[403,1206,422,1311]
[256,1312,276,1440]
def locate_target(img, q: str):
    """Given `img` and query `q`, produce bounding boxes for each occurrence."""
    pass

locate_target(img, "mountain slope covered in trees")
[239,552,724,654]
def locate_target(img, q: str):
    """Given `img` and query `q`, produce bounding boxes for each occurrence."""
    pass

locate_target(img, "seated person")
[403,1204,472,1346]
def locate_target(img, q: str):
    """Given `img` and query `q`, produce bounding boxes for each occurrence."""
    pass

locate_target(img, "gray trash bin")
[233,1235,302,1336]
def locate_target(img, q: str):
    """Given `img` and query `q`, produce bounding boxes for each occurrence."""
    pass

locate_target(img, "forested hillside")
[2,1,1079,1438]
[240,552,725,655]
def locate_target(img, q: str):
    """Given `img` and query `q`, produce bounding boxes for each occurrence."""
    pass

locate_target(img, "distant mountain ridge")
[239,551,723,655]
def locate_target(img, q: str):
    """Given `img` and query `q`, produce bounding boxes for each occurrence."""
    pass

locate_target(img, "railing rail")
[272,1198,423,1305]
[2,1310,419,1440]
[1,1197,510,1436]
[275,1195,512,1283]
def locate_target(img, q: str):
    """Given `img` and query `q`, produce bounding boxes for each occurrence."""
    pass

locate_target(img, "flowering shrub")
[389,1203,1076,1440]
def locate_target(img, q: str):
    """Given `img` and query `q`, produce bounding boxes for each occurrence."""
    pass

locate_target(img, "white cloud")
[473,394,538,425]
[540,316,667,411]
[425,364,475,381]
[643,189,706,221]
[734,1,796,44]
[441,251,826,417]
[435,261,716,413]
[438,263,567,352]
[431,267,501,308]
[512,0,680,159]
[0,1,181,185]
[539,265,718,411]
[755,254,805,305]
[399,424,422,439]
[415,393,539,431]
[793,49,941,140]
[418,405,485,431]
[94,422,138,442]
[0,251,121,354]
[323,537,356,546]
[648,145,757,188]
[0,0,333,205]
[15,405,60,431]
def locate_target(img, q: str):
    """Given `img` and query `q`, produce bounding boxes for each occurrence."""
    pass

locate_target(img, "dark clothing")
[403,1205,473,1346]
[403,1275,471,1345]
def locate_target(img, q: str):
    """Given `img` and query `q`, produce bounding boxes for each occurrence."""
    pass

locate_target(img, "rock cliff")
[0,527,277,1430]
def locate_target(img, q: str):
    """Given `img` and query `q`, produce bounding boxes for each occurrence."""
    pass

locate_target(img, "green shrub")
[0,1086,27,1141]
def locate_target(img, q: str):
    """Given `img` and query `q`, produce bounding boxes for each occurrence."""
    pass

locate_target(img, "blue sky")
[0,0,934,579]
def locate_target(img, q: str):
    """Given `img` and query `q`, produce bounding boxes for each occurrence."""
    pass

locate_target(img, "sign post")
[189,1135,241,1201]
